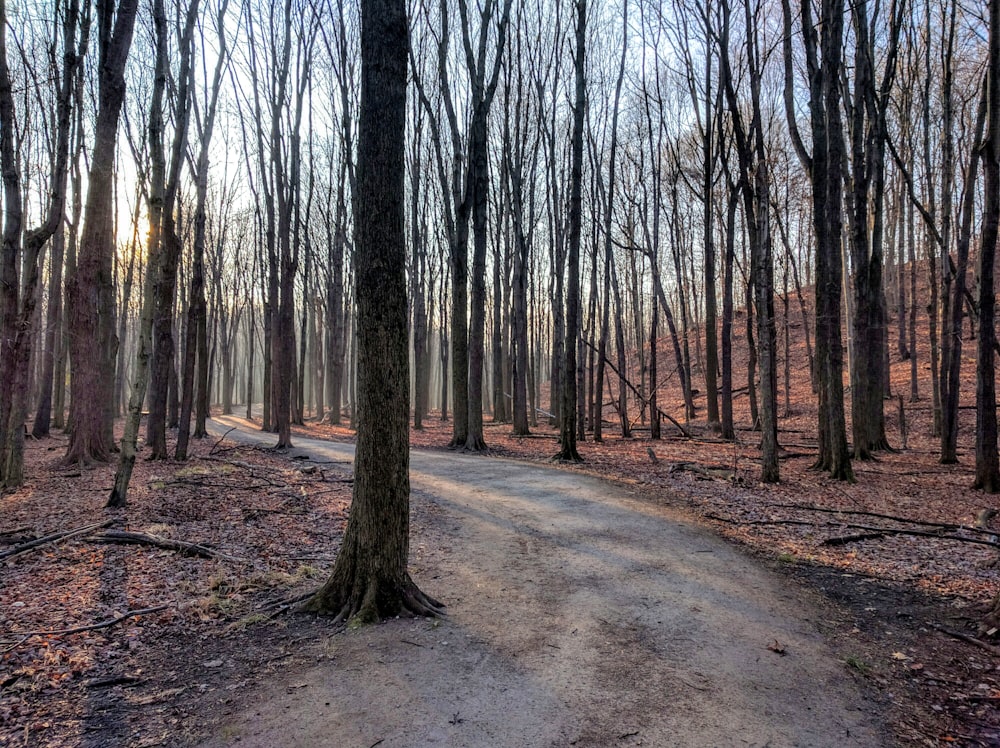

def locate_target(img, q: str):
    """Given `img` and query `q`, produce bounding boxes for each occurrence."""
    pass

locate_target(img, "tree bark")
[783,0,852,480]
[109,0,199,506]
[556,0,585,462]
[974,0,1000,493]
[65,0,138,467]
[303,0,441,621]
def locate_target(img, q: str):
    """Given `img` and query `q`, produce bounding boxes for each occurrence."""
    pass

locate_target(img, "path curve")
[201,417,887,747]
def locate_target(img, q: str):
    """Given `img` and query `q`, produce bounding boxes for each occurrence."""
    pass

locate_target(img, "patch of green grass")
[777,552,796,564]
[844,655,871,675]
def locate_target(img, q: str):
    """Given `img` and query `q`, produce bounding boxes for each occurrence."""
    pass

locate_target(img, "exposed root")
[464,435,488,452]
[300,573,444,626]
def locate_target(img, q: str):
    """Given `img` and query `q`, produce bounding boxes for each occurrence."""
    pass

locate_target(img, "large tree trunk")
[555,0,585,462]
[844,0,902,460]
[65,0,139,467]
[720,193,736,440]
[303,0,440,622]
[783,0,852,480]
[974,0,1000,493]
[465,103,489,451]
[940,82,987,463]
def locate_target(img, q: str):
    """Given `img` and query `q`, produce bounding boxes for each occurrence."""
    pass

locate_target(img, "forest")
[2,0,1000,744]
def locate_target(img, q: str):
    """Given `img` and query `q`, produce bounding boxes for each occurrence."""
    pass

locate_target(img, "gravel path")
[200,417,888,747]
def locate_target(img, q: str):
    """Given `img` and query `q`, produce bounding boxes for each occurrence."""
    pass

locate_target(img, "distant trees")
[1,0,997,497]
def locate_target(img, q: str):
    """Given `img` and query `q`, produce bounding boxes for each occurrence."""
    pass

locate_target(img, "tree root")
[301,574,444,625]
[401,584,445,618]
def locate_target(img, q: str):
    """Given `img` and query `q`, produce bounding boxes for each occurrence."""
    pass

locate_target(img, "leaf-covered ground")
[3,293,999,746]
[1,430,355,747]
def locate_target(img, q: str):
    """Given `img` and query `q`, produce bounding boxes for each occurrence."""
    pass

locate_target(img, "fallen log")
[87,530,242,561]
[0,520,114,561]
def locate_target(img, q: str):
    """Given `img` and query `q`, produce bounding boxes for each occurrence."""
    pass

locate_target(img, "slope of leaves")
[0,430,353,747]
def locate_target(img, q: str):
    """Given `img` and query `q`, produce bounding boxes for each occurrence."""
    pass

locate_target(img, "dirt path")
[201,418,888,747]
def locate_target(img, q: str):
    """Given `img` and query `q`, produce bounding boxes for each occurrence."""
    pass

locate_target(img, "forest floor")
[0,292,1000,748]
[0,390,997,746]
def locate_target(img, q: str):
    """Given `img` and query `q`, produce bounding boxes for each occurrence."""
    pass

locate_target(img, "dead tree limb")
[704,513,818,527]
[766,503,996,536]
[0,520,114,561]
[929,622,999,653]
[0,525,32,538]
[582,339,691,438]
[209,426,237,454]
[822,532,887,546]
[832,524,1000,548]
[8,605,171,639]
[706,514,1000,549]
[87,530,243,561]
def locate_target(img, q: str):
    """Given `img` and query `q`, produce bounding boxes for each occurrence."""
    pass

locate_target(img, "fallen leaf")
[767,640,786,656]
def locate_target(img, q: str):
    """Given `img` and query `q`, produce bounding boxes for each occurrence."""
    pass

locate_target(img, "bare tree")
[64,0,140,466]
[176,0,231,460]
[303,0,442,621]
[109,0,200,506]
[782,0,853,480]
[718,0,778,481]
[974,0,1000,493]
[0,0,84,486]
[555,0,585,462]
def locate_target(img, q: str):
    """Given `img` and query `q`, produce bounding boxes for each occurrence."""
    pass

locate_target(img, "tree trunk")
[65,0,139,467]
[555,0,585,462]
[940,81,987,463]
[974,0,1000,493]
[303,0,441,621]
[783,0,852,480]
[109,0,198,506]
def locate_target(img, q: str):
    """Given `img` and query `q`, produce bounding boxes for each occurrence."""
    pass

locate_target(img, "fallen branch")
[9,604,171,638]
[929,623,999,653]
[822,532,887,546]
[670,463,734,480]
[765,503,983,534]
[834,523,1000,549]
[87,530,243,561]
[582,338,691,438]
[0,520,114,561]
[259,591,315,614]
[704,513,817,528]
[0,525,32,537]
[209,426,237,454]
[711,511,1000,549]
[86,675,143,689]
[2,636,29,654]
